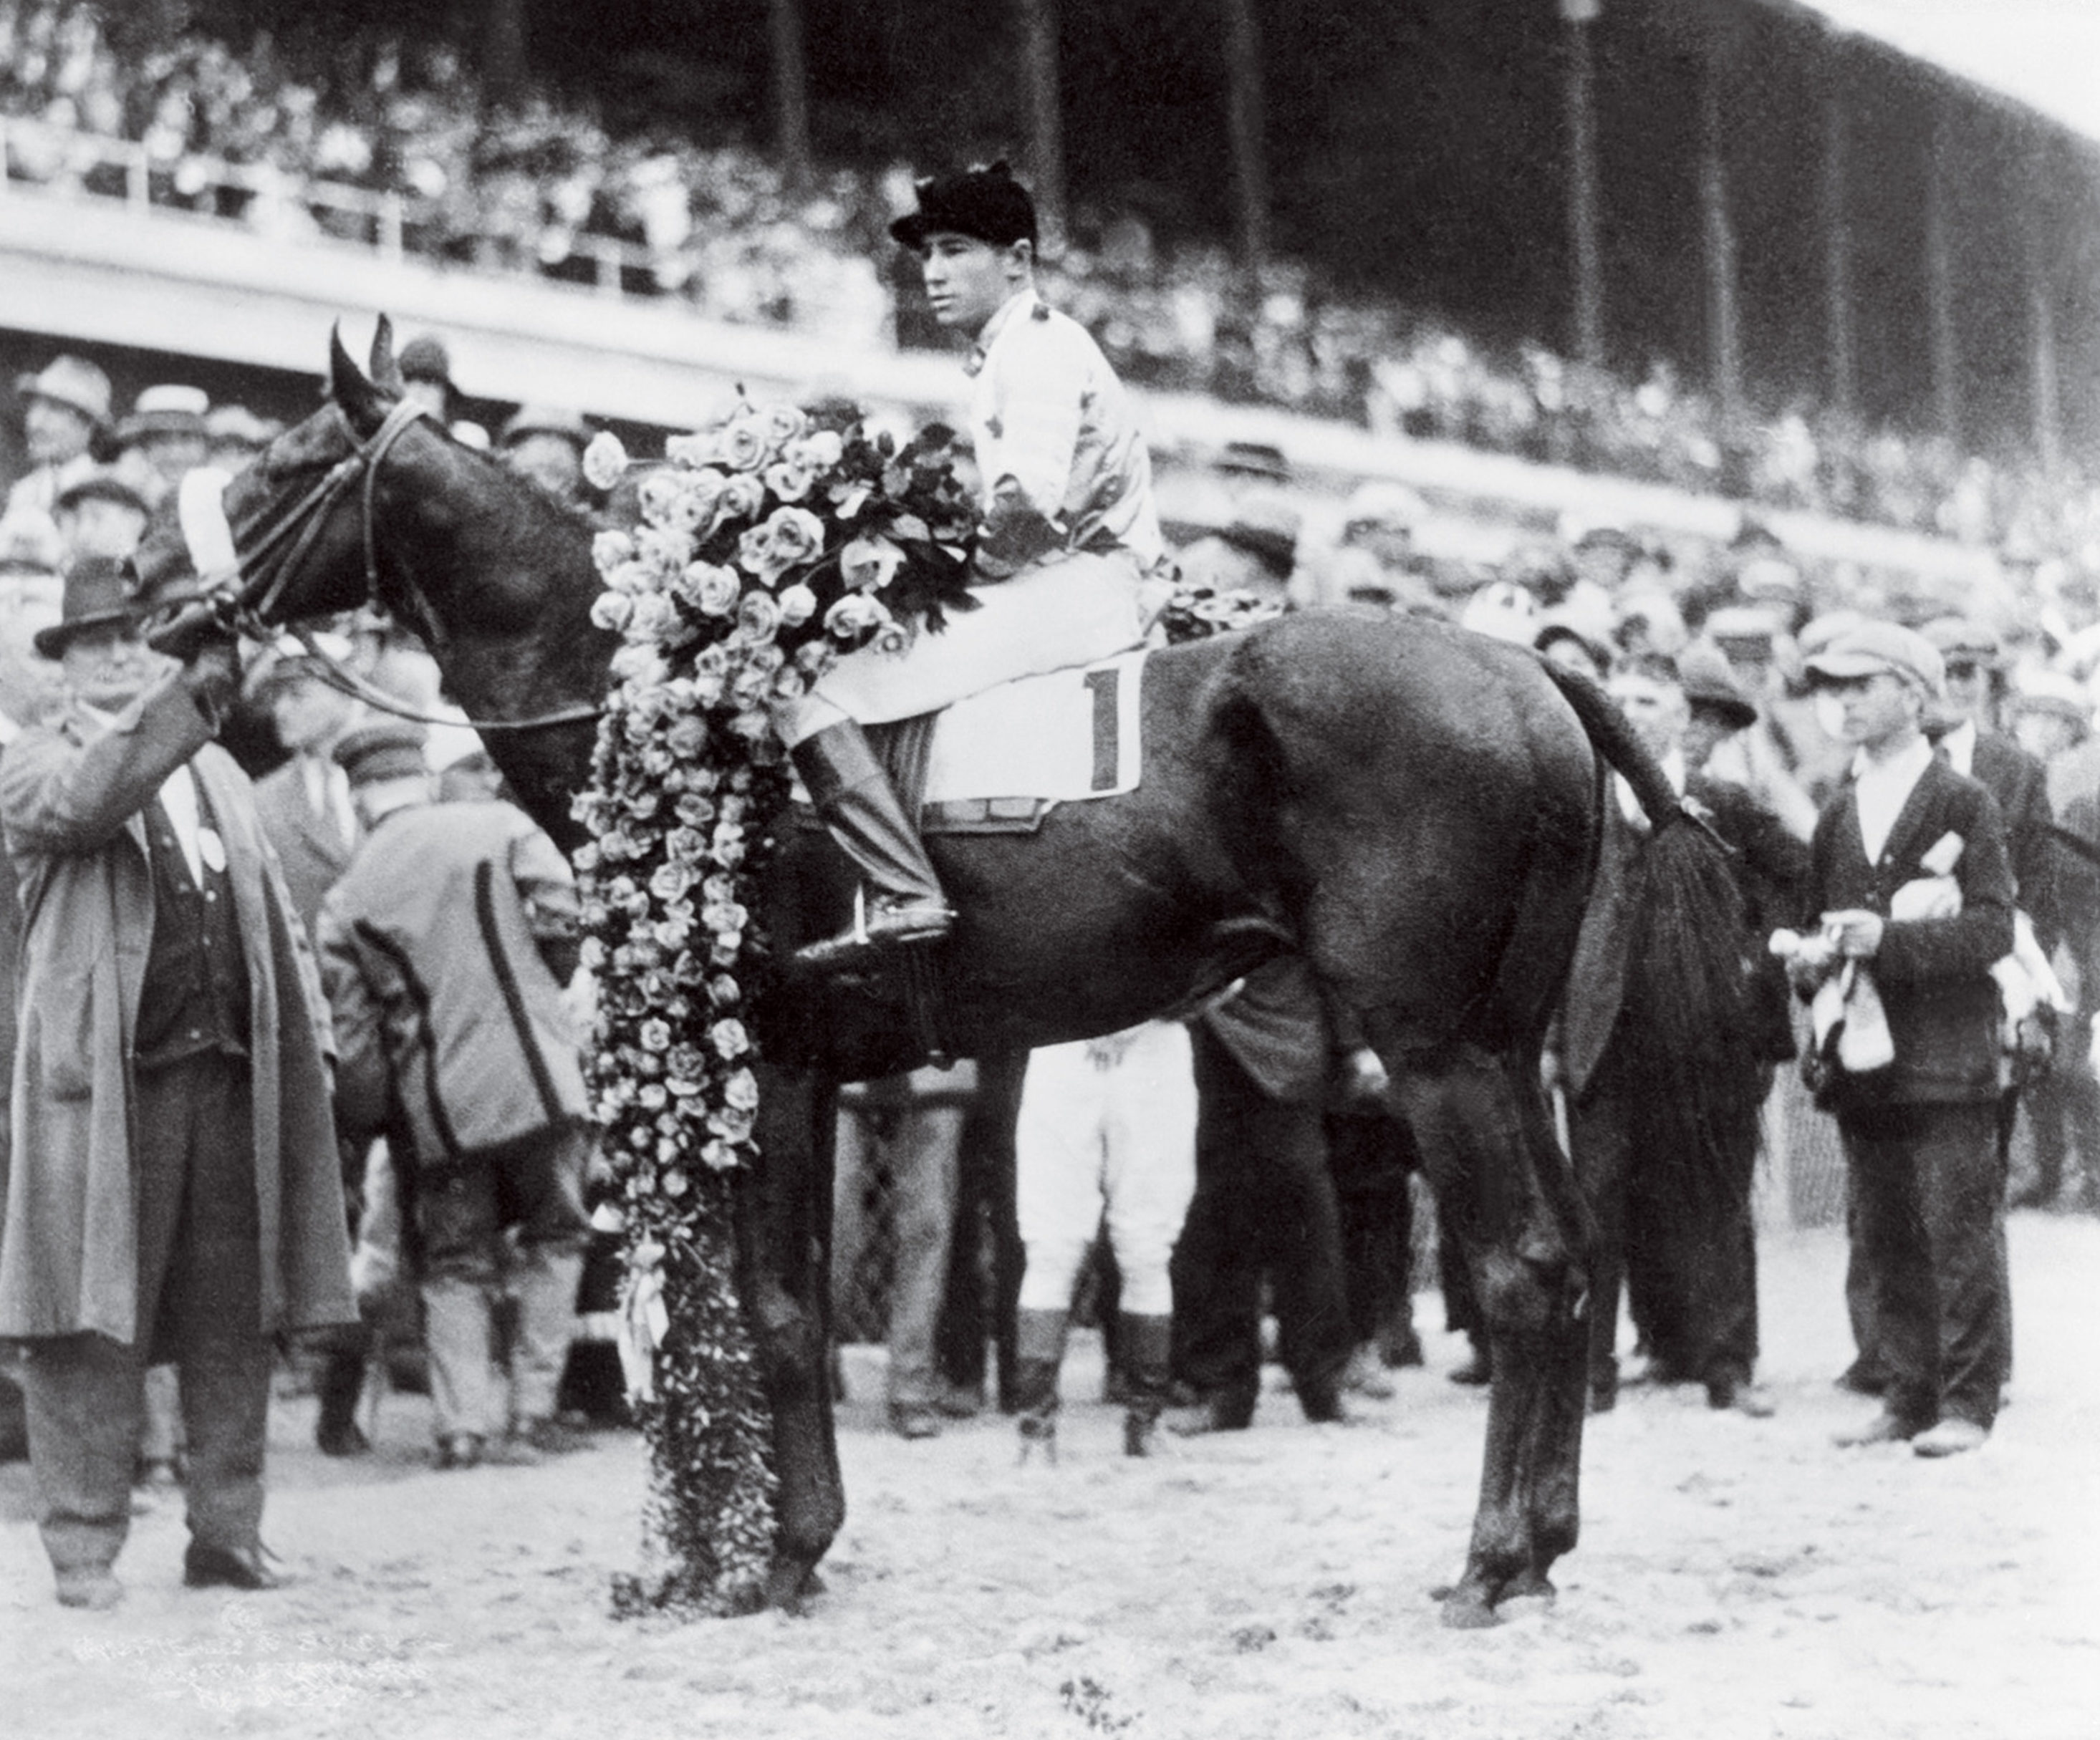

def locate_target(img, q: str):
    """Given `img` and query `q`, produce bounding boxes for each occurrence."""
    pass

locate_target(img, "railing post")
[0,119,10,197]
[380,192,404,262]
[596,241,620,296]
[127,142,149,211]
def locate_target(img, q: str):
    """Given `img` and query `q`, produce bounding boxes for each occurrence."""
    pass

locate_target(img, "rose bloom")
[720,416,774,473]
[761,403,807,447]
[776,583,817,627]
[685,562,742,617]
[592,528,635,573]
[708,973,741,1006]
[723,1067,761,1111]
[638,1018,673,1053]
[770,662,809,701]
[737,524,788,586]
[824,591,885,642]
[589,591,634,634]
[764,458,814,503]
[582,430,629,492]
[627,592,681,643]
[736,589,783,645]
[718,472,766,521]
[710,1018,749,1059]
[635,523,695,577]
[649,861,694,902]
[789,429,844,472]
[764,506,825,567]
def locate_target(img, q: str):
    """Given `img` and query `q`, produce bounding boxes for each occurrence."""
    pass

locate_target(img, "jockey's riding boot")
[1117,1313,1173,1459]
[790,722,953,972]
[1013,1308,1068,1461]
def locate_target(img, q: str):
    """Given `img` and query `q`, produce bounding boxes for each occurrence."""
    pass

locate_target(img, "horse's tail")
[1537,657,1763,1221]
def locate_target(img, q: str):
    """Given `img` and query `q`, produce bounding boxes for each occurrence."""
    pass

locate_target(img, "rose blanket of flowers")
[569,394,974,1615]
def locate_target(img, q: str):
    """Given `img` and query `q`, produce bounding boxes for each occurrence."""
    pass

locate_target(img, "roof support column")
[1698,40,1744,417]
[1924,105,1961,446]
[1561,0,1607,369]
[1014,0,1068,254]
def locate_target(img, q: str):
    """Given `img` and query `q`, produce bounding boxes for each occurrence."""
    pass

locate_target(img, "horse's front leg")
[738,1061,845,1610]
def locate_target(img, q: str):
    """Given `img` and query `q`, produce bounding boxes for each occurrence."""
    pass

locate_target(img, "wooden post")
[1925,105,1960,447]
[1013,0,1067,255]
[1697,49,1743,416]
[768,0,814,193]
[1819,59,1856,418]
[1561,0,1607,369]
[2025,142,2063,479]
[1219,0,1270,271]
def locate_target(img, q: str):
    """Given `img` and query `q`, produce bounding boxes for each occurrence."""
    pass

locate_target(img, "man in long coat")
[0,559,352,1608]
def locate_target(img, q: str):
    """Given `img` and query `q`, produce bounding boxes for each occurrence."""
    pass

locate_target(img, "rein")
[203,399,602,737]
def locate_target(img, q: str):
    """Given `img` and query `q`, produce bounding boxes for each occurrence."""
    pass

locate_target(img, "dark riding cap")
[889,162,1038,252]
[334,718,430,788]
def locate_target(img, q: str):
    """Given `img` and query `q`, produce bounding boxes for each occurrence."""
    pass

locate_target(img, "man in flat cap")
[53,468,153,566]
[0,559,352,1606]
[316,720,591,1469]
[774,161,1165,971]
[1793,622,2014,1458]
[9,355,111,521]
[498,406,592,507]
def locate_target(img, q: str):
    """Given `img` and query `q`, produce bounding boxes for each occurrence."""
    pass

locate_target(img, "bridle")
[192,397,602,736]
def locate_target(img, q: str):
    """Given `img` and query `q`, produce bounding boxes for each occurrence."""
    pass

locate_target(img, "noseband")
[199,399,601,735]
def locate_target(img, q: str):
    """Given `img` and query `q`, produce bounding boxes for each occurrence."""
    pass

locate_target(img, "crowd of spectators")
[1,1,2094,571]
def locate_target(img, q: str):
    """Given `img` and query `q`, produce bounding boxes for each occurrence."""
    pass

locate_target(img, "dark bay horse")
[143,326,1745,1628]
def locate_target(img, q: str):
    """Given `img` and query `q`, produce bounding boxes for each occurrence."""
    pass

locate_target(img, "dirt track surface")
[5,1217,2098,1740]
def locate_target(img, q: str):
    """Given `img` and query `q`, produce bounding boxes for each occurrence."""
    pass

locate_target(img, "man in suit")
[1795,622,2014,1458]
[0,560,353,1608]
[249,638,361,937]
[1554,650,1805,1416]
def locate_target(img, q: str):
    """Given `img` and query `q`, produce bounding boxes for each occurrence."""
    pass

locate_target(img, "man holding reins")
[776,163,1167,972]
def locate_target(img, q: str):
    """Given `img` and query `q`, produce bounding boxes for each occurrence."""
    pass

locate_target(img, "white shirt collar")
[1854,733,1935,865]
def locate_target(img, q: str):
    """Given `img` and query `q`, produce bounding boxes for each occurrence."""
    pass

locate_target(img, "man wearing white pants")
[1013,1020,1197,1457]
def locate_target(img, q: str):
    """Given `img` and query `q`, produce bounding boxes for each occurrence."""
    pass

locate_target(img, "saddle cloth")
[794,650,1146,836]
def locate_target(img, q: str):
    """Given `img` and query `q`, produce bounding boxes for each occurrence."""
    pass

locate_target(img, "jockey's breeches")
[776,548,1145,745]
[1015,1022,1197,1317]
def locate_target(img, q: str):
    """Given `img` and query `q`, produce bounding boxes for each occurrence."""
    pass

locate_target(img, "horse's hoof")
[1438,1591,1505,1630]
[1501,1570,1557,1604]
[764,1560,824,1613]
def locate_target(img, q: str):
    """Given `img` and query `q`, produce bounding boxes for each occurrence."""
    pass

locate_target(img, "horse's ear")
[369,314,403,392]
[329,324,387,436]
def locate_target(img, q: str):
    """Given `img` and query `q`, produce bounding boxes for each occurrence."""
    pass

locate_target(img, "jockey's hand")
[1342,1045,1390,1104]
[170,614,241,725]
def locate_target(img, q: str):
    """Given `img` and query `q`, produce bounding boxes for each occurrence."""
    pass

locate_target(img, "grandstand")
[0,0,2093,589]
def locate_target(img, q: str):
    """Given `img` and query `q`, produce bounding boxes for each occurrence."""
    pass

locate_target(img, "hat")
[16,354,112,427]
[116,384,209,450]
[1803,621,1945,695]
[1705,604,1781,648]
[0,510,63,576]
[1557,508,1638,551]
[1920,616,2003,669]
[34,556,141,658]
[2008,670,2091,733]
[500,405,591,450]
[205,404,280,452]
[256,630,355,694]
[397,334,455,388]
[1343,482,1426,536]
[333,718,430,787]
[1533,598,1617,672]
[1797,609,1866,659]
[1216,497,1301,578]
[1738,555,1805,604]
[889,161,1038,251]
[1217,441,1291,485]
[54,466,151,517]
[1677,640,1758,729]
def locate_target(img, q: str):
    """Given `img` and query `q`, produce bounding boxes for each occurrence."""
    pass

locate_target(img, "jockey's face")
[918,233,1031,333]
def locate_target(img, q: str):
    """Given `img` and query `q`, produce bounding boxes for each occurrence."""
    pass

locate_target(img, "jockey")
[776,162,1166,972]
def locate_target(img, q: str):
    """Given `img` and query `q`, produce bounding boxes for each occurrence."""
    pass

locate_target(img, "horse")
[140,322,1747,1628]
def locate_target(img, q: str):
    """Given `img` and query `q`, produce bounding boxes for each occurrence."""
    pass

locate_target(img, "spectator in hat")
[248,638,362,939]
[1794,621,2013,1458]
[396,336,460,426]
[1678,639,1758,777]
[1325,483,1434,613]
[0,559,353,1607]
[1177,498,1301,608]
[9,356,111,520]
[115,386,211,508]
[53,469,152,564]
[1558,511,1640,596]
[2008,672,2091,772]
[316,719,592,1470]
[1535,596,1618,684]
[498,406,591,506]
[1704,605,1820,840]
[204,406,281,475]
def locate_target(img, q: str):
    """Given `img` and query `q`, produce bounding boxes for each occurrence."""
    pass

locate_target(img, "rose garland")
[1157,576,1286,643]
[571,395,974,1615]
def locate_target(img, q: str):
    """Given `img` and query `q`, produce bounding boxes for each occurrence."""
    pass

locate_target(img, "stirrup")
[791,886,954,972]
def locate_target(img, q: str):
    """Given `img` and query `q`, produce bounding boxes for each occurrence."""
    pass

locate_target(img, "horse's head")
[137,317,455,639]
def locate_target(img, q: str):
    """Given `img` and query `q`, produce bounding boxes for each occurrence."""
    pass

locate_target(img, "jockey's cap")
[890,161,1037,251]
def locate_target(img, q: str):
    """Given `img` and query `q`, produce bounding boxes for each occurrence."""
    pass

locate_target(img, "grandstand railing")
[0,115,655,299]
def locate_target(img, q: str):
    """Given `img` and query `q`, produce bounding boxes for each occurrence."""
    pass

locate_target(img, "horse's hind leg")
[738,1063,847,1610]
[1396,1043,1588,1628]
